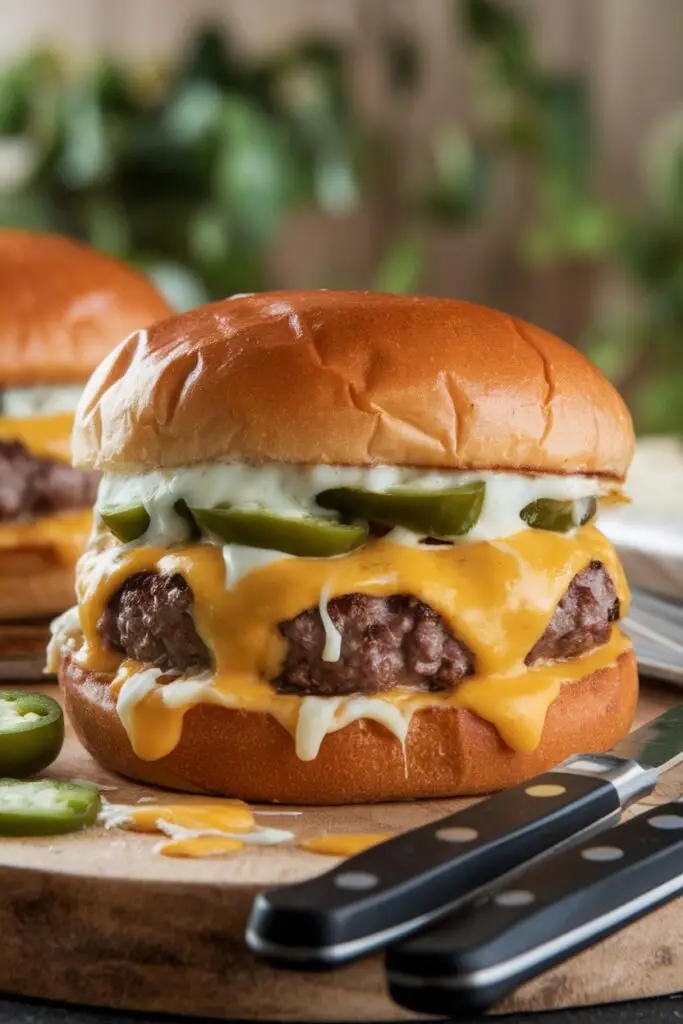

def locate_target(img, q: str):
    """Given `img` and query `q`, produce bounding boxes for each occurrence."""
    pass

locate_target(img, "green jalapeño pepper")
[316,482,486,539]
[0,690,64,778]
[99,503,150,543]
[520,496,598,533]
[0,779,101,836]
[189,507,368,557]
[101,500,199,543]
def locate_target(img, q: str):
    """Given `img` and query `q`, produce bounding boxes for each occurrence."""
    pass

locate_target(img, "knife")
[245,704,683,968]
[386,799,683,1016]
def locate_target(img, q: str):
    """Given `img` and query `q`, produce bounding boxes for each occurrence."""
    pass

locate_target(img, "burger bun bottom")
[60,649,638,804]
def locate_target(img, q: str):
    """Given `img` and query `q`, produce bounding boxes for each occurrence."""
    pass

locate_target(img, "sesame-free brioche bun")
[72,290,634,478]
[0,229,172,386]
[60,650,637,804]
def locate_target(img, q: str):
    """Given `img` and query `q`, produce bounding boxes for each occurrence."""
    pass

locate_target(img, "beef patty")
[0,439,99,522]
[98,572,210,673]
[98,562,620,694]
[525,560,620,664]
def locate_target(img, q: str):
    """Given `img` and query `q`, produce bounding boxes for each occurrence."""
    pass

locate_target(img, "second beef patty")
[98,561,620,694]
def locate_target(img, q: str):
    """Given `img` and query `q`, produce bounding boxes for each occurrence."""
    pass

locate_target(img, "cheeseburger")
[0,230,172,619]
[51,291,637,804]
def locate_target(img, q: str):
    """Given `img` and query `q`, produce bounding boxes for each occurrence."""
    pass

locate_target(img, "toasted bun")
[0,230,172,386]
[73,290,634,479]
[60,648,637,804]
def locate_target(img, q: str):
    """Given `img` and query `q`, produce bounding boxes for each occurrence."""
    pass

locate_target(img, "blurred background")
[0,0,681,436]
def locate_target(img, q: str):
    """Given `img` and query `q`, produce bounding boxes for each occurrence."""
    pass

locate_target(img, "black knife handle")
[246,767,629,967]
[387,802,683,1017]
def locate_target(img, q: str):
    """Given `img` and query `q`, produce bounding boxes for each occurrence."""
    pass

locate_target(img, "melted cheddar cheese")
[0,412,74,461]
[72,524,630,762]
[0,509,92,564]
[0,412,94,565]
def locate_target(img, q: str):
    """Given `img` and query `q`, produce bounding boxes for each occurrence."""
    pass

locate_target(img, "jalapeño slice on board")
[0,690,64,777]
[0,779,101,836]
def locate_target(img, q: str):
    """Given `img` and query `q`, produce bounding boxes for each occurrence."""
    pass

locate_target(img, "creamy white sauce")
[46,606,82,672]
[96,463,612,549]
[1,384,83,416]
[116,668,162,734]
[94,657,413,765]
[98,802,293,845]
[221,544,292,587]
[155,820,293,845]
[318,584,343,662]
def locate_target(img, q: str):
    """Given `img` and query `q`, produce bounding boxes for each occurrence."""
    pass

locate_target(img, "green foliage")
[0,6,680,431]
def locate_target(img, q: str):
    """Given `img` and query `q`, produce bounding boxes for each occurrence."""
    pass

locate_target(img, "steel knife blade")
[246,704,683,969]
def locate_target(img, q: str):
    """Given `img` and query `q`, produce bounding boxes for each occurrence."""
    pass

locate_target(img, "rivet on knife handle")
[386,801,683,1017]
[246,764,643,967]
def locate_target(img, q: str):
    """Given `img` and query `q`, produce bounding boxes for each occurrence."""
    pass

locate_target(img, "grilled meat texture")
[0,439,98,522]
[97,561,620,690]
[525,561,619,665]
[98,571,211,673]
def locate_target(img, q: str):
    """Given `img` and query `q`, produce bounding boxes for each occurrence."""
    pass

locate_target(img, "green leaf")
[373,233,425,294]
[631,367,683,434]
[314,151,359,214]
[383,34,420,93]
[581,317,646,383]
[422,127,490,222]
[56,86,109,188]
[189,205,232,266]
[81,197,132,257]
[461,0,533,86]
[213,97,304,245]
[143,260,210,312]
[533,75,593,194]
[644,108,683,218]
[162,81,224,146]
[0,189,56,230]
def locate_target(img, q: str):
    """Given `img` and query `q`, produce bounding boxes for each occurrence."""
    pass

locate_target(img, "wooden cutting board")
[0,680,682,1021]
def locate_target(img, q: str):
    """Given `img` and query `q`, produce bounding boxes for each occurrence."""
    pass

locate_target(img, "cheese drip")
[0,411,74,461]
[71,525,630,762]
[0,508,92,563]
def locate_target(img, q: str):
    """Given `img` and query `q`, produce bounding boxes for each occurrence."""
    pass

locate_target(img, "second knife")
[246,703,683,968]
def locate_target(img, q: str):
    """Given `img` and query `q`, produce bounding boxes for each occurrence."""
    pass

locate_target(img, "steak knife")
[245,704,683,968]
[386,800,683,1016]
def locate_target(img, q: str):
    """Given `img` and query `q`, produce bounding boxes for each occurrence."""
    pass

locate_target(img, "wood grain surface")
[0,680,681,1020]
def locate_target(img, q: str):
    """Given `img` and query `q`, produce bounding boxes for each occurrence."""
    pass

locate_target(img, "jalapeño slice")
[189,507,368,557]
[520,496,598,533]
[99,503,150,543]
[316,482,485,538]
[0,779,101,836]
[0,690,64,778]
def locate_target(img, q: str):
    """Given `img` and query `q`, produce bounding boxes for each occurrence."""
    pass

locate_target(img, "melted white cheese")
[96,463,613,549]
[46,606,82,672]
[116,668,163,735]
[100,658,413,765]
[98,802,293,845]
[221,544,292,587]
[318,583,343,662]
[2,384,83,416]
[155,820,293,845]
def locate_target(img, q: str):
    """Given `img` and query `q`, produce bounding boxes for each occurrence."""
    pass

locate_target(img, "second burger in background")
[0,230,172,620]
